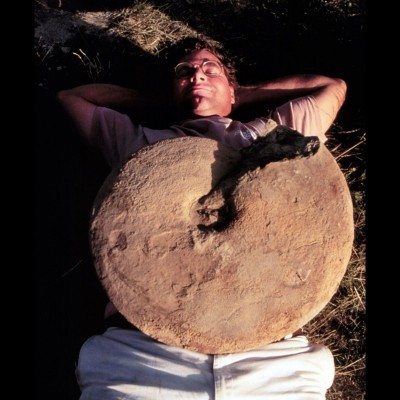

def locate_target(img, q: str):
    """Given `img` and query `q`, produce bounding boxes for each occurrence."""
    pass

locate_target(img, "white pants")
[76,327,335,400]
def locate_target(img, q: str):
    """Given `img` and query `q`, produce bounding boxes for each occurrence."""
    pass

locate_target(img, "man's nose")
[190,67,206,81]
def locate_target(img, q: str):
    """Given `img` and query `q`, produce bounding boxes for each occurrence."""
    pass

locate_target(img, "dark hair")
[163,37,238,88]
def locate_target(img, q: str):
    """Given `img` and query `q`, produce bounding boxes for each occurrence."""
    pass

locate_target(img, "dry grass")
[107,3,199,54]
[35,1,366,398]
[304,126,366,399]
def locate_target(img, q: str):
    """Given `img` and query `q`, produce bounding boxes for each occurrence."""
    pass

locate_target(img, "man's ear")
[230,85,236,104]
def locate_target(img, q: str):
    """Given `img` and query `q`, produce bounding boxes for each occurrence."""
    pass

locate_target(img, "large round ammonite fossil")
[89,125,354,354]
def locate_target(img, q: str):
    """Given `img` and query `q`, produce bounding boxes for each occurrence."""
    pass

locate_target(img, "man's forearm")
[56,83,170,142]
[58,83,158,113]
[235,74,344,108]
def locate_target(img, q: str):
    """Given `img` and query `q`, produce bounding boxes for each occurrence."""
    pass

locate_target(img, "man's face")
[172,49,235,118]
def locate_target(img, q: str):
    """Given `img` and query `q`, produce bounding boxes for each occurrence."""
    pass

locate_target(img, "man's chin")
[174,101,230,119]
[179,109,216,119]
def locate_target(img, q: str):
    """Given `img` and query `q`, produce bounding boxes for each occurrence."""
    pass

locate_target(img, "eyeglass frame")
[173,60,225,79]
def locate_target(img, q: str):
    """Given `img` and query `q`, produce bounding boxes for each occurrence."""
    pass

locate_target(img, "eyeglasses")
[174,60,223,79]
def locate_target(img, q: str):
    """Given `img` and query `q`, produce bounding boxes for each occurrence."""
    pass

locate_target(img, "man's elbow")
[56,88,73,106]
[332,78,347,107]
[56,88,86,114]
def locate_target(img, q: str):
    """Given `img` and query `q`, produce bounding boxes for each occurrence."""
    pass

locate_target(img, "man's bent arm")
[56,83,162,143]
[234,74,347,133]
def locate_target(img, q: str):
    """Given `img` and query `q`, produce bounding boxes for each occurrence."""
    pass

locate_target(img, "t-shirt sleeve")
[91,106,147,168]
[271,96,328,143]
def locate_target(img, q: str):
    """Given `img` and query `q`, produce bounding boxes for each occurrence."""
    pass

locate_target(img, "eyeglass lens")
[175,60,222,78]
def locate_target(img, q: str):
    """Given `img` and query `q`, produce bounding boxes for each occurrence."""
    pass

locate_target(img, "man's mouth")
[186,85,211,94]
